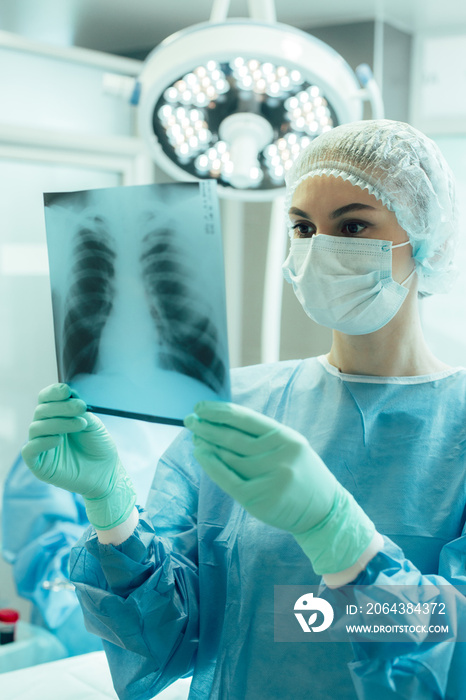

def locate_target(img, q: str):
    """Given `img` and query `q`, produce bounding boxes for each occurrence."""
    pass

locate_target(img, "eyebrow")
[289,203,377,220]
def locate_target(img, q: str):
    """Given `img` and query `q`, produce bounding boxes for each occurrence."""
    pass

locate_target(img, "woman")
[21,120,466,699]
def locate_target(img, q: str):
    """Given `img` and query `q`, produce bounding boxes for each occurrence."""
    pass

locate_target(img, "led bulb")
[267,83,280,95]
[248,59,260,71]
[164,87,178,103]
[249,166,263,183]
[198,128,212,143]
[285,96,299,111]
[195,154,210,172]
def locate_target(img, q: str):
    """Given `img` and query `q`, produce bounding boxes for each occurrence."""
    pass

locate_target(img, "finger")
[22,435,62,468]
[34,398,87,421]
[193,445,245,497]
[28,416,88,440]
[37,383,75,404]
[186,414,282,456]
[193,401,280,437]
[192,435,274,479]
[81,411,107,433]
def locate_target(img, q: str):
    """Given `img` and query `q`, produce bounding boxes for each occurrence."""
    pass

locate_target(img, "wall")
[0,41,145,621]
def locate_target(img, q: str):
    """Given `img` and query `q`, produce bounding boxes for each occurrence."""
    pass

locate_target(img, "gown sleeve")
[69,430,200,700]
[1,454,91,636]
[328,521,466,700]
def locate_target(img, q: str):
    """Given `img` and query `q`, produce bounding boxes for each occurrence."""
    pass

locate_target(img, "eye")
[341,221,367,236]
[291,222,314,238]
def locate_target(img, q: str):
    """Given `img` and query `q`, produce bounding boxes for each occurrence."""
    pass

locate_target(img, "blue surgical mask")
[282,234,416,335]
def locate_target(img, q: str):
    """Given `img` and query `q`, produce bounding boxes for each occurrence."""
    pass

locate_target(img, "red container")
[0,609,20,644]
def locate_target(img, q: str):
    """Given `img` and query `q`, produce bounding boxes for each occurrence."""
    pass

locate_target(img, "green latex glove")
[21,383,136,530]
[184,401,376,574]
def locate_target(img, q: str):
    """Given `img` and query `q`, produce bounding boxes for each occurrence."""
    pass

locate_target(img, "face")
[289,175,414,285]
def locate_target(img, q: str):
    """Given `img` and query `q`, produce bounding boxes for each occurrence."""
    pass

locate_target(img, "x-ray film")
[43,181,231,426]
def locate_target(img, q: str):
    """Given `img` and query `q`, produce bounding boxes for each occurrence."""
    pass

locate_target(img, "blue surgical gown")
[2,417,181,656]
[70,356,466,699]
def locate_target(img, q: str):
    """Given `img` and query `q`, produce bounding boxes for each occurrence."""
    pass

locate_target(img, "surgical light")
[104,16,382,202]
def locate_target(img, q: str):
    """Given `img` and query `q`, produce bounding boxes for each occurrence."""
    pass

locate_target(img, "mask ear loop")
[392,240,416,287]
[400,266,417,287]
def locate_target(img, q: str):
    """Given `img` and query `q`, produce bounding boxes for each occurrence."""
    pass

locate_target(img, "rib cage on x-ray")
[140,226,226,394]
[62,216,226,395]
[62,219,116,380]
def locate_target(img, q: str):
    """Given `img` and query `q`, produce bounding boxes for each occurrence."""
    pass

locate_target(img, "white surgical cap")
[285,119,459,295]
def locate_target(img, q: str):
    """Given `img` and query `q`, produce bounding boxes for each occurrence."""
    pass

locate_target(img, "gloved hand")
[21,383,136,530]
[184,401,376,575]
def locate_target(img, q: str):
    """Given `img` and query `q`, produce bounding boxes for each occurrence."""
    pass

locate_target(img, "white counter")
[0,650,192,700]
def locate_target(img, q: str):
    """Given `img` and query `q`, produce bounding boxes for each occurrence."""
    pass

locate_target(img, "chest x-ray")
[44,181,231,426]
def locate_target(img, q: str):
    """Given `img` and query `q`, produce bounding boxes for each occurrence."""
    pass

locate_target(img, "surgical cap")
[285,119,459,295]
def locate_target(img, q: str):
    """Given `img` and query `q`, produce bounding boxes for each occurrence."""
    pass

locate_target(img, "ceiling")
[0,0,465,56]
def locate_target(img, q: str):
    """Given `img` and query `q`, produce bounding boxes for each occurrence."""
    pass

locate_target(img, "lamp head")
[134,20,363,201]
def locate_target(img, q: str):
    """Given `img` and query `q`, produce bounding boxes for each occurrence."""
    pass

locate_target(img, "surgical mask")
[282,234,416,335]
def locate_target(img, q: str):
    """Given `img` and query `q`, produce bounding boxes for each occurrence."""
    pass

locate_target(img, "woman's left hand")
[183,401,338,535]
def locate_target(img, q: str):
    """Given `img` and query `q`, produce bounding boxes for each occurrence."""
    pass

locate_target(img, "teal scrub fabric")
[70,357,466,699]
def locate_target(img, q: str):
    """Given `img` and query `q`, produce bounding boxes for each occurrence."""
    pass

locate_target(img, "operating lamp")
[103,0,384,361]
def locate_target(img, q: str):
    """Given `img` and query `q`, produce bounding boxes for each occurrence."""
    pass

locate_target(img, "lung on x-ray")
[43,181,231,426]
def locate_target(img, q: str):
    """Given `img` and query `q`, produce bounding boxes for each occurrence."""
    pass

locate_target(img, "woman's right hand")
[21,383,137,530]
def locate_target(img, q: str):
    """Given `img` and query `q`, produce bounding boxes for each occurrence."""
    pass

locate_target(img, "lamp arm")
[210,0,232,22]
[261,194,287,363]
[210,0,277,23]
[354,63,385,119]
[247,0,277,22]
